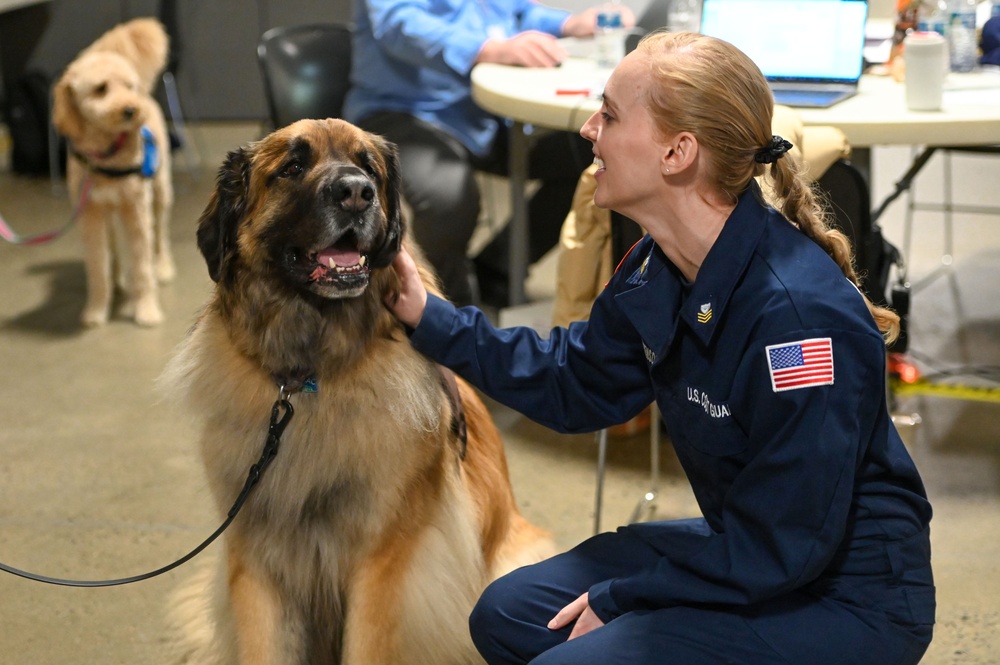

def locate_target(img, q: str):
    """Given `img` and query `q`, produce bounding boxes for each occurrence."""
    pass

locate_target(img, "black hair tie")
[755,135,793,164]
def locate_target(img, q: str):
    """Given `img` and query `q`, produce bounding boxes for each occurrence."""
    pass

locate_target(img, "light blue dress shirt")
[344,0,570,157]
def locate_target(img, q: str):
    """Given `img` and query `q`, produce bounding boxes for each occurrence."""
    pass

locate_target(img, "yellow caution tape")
[891,378,1000,404]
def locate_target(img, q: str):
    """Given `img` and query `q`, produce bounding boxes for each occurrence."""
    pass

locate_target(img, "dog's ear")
[51,74,84,143]
[367,135,405,270]
[197,146,252,283]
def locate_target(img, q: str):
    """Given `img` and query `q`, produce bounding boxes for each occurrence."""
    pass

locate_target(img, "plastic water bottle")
[917,0,951,70]
[668,0,702,33]
[946,0,978,71]
[594,5,625,68]
[917,0,949,36]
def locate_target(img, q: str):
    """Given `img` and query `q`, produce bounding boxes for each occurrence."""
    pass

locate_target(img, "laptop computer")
[699,0,869,108]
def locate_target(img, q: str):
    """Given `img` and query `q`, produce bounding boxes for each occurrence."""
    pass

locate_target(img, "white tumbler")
[904,31,948,111]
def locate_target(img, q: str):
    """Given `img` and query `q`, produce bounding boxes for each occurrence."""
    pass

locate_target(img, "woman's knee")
[469,577,520,664]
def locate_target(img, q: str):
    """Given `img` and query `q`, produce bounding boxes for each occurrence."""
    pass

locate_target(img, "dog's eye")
[94,83,108,97]
[279,161,303,178]
[361,161,380,181]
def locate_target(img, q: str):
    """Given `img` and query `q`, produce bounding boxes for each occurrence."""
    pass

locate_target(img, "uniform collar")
[615,239,682,363]
[616,183,773,361]
[679,182,771,347]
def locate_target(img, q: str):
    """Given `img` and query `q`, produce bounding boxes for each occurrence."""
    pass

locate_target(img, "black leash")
[0,394,294,588]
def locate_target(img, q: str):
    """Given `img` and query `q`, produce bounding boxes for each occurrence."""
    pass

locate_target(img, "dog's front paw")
[133,297,164,327]
[81,305,109,327]
[157,256,176,283]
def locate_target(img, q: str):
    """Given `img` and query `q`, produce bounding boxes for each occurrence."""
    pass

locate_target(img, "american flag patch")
[765,338,834,392]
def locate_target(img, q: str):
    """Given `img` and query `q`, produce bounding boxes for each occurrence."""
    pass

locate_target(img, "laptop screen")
[699,0,869,84]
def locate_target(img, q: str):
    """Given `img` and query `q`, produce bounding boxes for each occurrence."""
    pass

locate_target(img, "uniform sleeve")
[409,281,654,434]
[588,328,889,620]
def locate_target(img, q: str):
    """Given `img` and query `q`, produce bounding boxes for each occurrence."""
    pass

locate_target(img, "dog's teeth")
[359,255,367,267]
[328,257,337,268]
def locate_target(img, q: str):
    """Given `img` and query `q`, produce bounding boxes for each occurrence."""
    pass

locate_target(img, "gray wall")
[8,0,889,123]
[2,0,353,121]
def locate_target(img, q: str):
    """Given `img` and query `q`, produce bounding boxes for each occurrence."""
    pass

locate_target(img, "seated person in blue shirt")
[344,0,634,307]
[385,30,935,665]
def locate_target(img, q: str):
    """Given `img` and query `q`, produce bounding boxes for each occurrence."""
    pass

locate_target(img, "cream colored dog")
[52,18,174,327]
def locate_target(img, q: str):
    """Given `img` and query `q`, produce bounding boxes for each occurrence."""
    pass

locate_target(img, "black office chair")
[257,23,354,131]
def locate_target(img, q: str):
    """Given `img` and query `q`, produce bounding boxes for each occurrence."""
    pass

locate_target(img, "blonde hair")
[634,31,899,343]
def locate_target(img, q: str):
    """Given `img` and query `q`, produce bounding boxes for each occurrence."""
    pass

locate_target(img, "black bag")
[816,159,908,351]
[3,69,64,175]
[815,159,900,306]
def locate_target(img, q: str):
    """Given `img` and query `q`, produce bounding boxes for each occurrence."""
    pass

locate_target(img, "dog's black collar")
[70,153,145,178]
[69,126,159,180]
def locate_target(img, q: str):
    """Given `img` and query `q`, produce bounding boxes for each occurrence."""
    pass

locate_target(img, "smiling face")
[580,51,670,216]
[196,118,403,301]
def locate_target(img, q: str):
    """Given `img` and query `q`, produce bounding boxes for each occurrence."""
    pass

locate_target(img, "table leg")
[507,121,529,306]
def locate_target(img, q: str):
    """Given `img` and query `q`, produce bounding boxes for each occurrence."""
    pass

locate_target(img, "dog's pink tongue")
[318,247,361,267]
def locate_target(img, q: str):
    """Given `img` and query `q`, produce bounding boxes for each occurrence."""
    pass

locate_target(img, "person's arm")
[474,2,639,69]
[386,248,654,433]
[558,4,637,38]
[363,0,501,75]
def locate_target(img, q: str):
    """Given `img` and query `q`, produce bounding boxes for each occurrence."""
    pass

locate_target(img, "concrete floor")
[1,124,999,664]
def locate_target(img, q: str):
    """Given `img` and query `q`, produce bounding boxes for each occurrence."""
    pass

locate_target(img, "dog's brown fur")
[160,118,555,665]
[52,18,173,326]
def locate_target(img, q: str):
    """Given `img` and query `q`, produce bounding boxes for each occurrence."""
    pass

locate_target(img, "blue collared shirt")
[343,0,569,157]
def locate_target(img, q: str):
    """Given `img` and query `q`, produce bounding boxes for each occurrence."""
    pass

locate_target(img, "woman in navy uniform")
[387,31,934,665]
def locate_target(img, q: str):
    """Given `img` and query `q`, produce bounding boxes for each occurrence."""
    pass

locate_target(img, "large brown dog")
[161,118,555,665]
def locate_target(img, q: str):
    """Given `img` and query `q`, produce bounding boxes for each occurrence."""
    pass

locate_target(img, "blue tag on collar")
[140,125,158,178]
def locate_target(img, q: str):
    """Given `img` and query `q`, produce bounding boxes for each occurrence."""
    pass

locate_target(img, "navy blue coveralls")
[408,185,935,664]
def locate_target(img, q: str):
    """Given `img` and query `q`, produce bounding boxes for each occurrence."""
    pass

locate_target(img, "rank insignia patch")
[697,303,712,324]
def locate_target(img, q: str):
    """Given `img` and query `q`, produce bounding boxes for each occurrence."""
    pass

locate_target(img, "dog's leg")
[119,194,163,326]
[227,548,306,665]
[342,495,488,665]
[79,202,114,327]
[153,168,175,283]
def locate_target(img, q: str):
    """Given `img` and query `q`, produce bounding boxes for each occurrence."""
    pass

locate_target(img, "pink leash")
[0,178,93,246]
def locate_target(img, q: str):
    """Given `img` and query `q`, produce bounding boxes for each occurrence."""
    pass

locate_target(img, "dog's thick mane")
[210,264,403,387]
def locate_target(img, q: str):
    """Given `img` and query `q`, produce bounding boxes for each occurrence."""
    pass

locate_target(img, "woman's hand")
[548,592,606,640]
[385,248,428,328]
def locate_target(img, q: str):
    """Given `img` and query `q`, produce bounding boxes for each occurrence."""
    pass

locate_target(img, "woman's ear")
[662,131,698,175]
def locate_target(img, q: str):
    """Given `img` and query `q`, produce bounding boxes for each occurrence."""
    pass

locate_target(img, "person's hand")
[476,31,567,68]
[561,4,637,38]
[548,592,606,640]
[385,248,428,328]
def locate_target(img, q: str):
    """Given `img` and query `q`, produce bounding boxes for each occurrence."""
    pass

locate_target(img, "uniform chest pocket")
[677,404,748,457]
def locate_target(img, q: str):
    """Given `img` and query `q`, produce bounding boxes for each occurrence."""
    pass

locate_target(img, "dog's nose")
[330,174,375,213]
[122,106,137,121]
